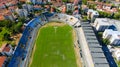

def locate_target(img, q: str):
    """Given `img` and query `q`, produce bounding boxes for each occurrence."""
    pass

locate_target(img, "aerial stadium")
[8,12,110,67]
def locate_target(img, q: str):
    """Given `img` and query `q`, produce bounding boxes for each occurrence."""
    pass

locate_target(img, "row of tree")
[98,10,120,20]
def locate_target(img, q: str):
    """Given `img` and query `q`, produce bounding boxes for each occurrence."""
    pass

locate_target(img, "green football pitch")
[30,23,77,67]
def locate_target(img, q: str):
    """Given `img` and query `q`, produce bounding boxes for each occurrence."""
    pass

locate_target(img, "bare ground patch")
[42,22,66,28]
[29,44,36,67]
[72,30,82,67]
[29,30,41,67]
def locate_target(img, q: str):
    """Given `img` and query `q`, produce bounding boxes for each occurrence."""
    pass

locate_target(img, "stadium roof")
[81,22,109,67]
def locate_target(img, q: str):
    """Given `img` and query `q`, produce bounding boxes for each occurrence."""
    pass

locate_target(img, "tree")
[97,10,111,18]
[88,4,96,10]
[66,10,72,15]
[26,2,33,5]
[102,38,110,45]
[82,0,87,5]
[113,13,120,20]
[3,33,11,41]
[98,32,103,37]
[62,0,68,2]
[14,22,23,33]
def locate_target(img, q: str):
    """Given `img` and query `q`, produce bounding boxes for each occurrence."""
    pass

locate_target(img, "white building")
[109,34,120,45]
[103,29,120,45]
[94,18,112,31]
[103,29,113,39]
[87,9,99,23]
[66,3,74,11]
[30,0,45,4]
[3,12,15,21]
[22,4,33,12]
[47,0,51,2]
[114,49,120,61]
[16,8,28,17]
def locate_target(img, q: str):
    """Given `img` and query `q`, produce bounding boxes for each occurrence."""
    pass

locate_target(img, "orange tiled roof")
[2,44,11,52]
[0,14,4,20]
[34,5,41,8]
[0,56,6,67]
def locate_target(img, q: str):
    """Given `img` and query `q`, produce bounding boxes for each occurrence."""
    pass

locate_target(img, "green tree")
[62,0,68,2]
[113,13,120,20]
[82,0,87,5]
[26,2,33,5]
[3,33,11,41]
[102,38,110,45]
[97,10,111,18]
[14,22,23,33]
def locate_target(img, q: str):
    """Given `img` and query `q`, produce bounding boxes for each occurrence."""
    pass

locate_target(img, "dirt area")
[29,30,41,67]
[29,44,36,67]
[72,30,82,67]
[13,34,22,45]
[43,22,66,27]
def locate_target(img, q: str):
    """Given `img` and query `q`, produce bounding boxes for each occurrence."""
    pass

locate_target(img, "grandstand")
[79,22,109,67]
[8,15,44,67]
[8,12,110,67]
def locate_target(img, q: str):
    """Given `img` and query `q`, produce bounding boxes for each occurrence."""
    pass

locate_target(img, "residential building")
[33,5,42,10]
[87,1,118,13]
[22,4,33,12]
[61,5,66,13]
[94,18,117,31]
[16,8,28,17]
[8,6,18,13]
[103,29,113,39]
[73,10,79,15]
[30,0,36,4]
[74,0,79,5]
[94,18,110,31]
[0,14,5,20]
[116,0,120,2]
[2,44,13,56]
[66,3,74,11]
[81,5,88,13]
[47,0,51,2]
[91,11,99,23]
[0,56,7,67]
[30,0,46,4]
[3,12,15,21]
[109,34,120,46]
[0,44,13,56]
[103,29,120,39]
[114,49,120,61]
[103,29,120,45]
[26,0,31,2]
[87,9,99,23]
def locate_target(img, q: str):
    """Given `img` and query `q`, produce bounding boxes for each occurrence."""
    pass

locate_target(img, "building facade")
[94,18,113,31]
[103,29,120,45]
[16,8,28,17]
[87,9,99,23]
[114,49,120,61]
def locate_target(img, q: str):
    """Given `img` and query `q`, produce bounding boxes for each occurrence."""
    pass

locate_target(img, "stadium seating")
[8,14,47,67]
[8,12,80,67]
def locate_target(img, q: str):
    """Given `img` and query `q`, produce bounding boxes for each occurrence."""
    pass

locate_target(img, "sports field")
[30,22,77,67]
